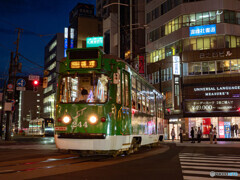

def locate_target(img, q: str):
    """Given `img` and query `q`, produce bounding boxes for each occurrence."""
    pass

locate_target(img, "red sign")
[139,56,144,74]
[55,127,67,131]
[202,118,211,135]
[219,121,225,138]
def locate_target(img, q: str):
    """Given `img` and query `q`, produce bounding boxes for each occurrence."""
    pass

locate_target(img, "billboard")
[189,24,216,37]
[86,37,103,48]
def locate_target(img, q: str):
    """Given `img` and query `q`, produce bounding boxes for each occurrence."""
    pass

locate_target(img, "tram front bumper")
[57,133,106,139]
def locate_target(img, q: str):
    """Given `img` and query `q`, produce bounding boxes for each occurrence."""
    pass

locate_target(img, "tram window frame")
[124,72,130,107]
[146,87,150,114]
[131,76,137,109]
[122,71,125,106]
[137,80,142,112]
[142,85,146,113]
[116,69,121,104]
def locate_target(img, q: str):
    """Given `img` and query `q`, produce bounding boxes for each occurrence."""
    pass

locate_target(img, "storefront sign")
[86,37,103,48]
[199,50,232,59]
[139,56,145,74]
[185,99,240,114]
[189,24,216,37]
[173,56,180,75]
[185,85,240,99]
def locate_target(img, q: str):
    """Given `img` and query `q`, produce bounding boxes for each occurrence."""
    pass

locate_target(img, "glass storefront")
[169,119,183,140]
[188,117,240,138]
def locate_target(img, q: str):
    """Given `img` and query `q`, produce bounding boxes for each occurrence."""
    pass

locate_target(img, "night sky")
[0,0,96,79]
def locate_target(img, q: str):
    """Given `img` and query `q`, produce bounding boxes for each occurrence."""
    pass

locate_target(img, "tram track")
[0,145,169,179]
[0,155,111,175]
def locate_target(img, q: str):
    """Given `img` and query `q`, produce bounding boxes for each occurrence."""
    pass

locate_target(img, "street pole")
[118,0,120,58]
[5,28,22,141]
[130,0,133,65]
[0,79,6,139]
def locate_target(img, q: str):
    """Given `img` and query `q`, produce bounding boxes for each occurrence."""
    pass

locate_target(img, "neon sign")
[86,37,103,48]
[189,24,216,37]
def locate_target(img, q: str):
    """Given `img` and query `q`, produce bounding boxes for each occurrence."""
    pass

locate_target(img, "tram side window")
[137,80,142,112]
[116,69,121,104]
[146,87,150,114]
[131,76,137,109]
[150,92,156,115]
[125,73,129,107]
[142,85,146,113]
[122,72,125,106]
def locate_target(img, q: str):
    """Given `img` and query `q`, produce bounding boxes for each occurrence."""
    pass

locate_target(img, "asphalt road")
[0,138,240,180]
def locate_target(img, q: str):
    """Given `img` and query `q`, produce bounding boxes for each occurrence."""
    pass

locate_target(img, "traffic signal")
[33,80,39,92]
[43,77,48,89]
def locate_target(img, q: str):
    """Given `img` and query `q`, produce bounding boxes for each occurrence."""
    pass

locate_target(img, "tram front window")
[60,74,109,103]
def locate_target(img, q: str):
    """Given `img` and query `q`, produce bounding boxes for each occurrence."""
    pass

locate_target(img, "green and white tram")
[55,48,164,155]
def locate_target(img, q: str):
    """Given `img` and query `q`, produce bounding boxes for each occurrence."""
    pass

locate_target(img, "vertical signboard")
[138,56,144,74]
[64,27,68,57]
[70,28,74,49]
[224,122,231,138]
[219,121,225,138]
[173,56,180,75]
[202,118,211,135]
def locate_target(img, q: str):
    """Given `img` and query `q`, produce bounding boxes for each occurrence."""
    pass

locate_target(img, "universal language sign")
[189,24,216,37]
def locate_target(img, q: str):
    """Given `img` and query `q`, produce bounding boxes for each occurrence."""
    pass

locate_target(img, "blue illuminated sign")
[189,24,216,37]
[86,37,103,48]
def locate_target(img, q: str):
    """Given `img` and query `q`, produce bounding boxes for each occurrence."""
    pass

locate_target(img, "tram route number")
[72,121,88,128]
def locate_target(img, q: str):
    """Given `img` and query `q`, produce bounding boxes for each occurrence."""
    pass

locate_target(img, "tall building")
[14,77,44,130]
[97,0,146,73]
[146,0,240,139]
[68,3,102,49]
[43,33,64,119]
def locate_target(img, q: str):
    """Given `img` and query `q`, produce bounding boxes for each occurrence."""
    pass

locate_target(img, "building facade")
[69,3,102,49]
[43,33,64,119]
[97,0,146,74]
[146,0,240,139]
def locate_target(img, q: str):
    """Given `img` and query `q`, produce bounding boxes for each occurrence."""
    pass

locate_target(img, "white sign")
[16,87,26,91]
[173,56,180,75]
[4,102,12,111]
[29,75,40,81]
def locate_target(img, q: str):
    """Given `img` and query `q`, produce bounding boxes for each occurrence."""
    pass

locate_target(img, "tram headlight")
[62,115,72,125]
[89,115,98,124]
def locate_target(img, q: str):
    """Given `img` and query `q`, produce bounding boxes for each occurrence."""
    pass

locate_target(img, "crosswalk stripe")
[179,154,240,159]
[180,159,240,164]
[181,162,240,168]
[182,165,240,172]
[180,156,240,161]
[180,153,240,179]
[183,175,235,180]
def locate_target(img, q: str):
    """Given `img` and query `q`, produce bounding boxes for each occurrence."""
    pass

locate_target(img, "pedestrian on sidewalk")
[197,127,202,143]
[179,127,183,143]
[213,127,217,144]
[191,127,195,143]
[171,128,175,142]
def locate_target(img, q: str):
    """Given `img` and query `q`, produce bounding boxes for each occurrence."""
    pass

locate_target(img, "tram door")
[121,71,130,135]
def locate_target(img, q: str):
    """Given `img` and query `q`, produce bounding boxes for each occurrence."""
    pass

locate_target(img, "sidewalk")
[163,140,240,148]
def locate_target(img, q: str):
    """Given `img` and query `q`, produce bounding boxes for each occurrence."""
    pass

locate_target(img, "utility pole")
[0,78,6,139]
[130,0,133,65]
[5,28,22,141]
